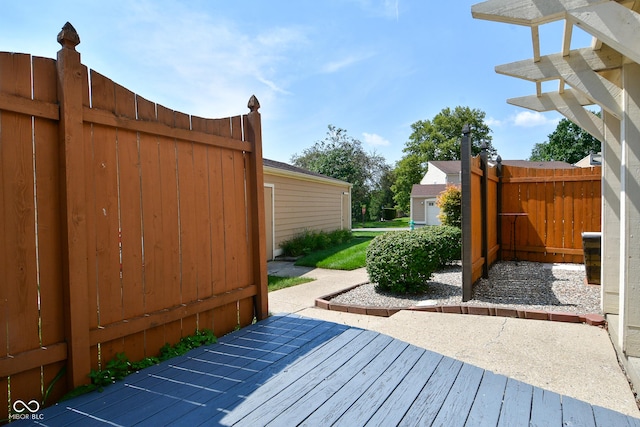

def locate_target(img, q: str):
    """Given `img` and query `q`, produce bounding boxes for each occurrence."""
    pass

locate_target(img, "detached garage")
[263,159,352,260]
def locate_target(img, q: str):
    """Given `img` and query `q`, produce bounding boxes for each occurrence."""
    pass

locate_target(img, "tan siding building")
[263,159,352,260]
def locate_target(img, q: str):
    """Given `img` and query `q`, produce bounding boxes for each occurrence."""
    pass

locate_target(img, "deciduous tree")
[291,125,389,220]
[392,106,494,212]
[529,116,601,164]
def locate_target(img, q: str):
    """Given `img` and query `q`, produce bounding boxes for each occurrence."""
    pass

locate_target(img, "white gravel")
[330,261,601,314]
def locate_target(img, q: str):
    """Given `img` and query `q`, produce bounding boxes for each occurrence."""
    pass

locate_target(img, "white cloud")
[485,117,504,127]
[351,0,399,20]
[321,52,375,73]
[103,1,306,118]
[513,111,558,127]
[363,132,390,146]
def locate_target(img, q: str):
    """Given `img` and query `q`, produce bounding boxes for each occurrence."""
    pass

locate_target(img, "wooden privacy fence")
[461,127,500,301]
[500,164,601,263]
[0,22,267,420]
[461,126,601,301]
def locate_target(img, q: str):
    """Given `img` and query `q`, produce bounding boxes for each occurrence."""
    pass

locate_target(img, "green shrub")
[436,185,461,228]
[382,208,397,221]
[280,229,353,257]
[417,225,462,266]
[328,228,352,245]
[365,226,462,294]
[366,231,439,294]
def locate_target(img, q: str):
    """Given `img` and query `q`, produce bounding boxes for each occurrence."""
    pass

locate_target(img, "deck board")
[431,362,486,426]
[530,388,563,426]
[401,356,464,424]
[498,378,534,427]
[466,370,509,427]
[563,396,596,427]
[13,314,640,427]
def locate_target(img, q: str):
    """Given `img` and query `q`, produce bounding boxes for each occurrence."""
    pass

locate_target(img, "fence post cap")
[248,95,260,112]
[57,22,80,50]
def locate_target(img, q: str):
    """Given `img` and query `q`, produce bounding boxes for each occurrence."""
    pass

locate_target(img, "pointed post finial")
[248,95,260,113]
[496,155,502,164]
[57,22,80,50]
[462,124,470,135]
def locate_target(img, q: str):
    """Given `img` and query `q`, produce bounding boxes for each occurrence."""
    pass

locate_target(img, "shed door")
[341,191,351,229]
[426,201,440,226]
[264,185,274,260]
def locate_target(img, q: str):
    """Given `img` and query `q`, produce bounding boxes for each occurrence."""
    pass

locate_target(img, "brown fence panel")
[471,156,484,284]
[1,51,45,419]
[0,52,70,419]
[500,165,601,263]
[0,23,267,421]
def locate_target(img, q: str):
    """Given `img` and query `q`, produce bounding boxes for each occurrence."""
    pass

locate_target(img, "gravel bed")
[330,261,601,315]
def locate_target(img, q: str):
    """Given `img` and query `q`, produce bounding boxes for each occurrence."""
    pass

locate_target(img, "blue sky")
[1,0,594,165]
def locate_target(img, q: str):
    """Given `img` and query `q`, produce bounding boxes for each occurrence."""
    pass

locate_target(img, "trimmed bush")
[365,225,462,294]
[417,225,462,266]
[280,229,352,257]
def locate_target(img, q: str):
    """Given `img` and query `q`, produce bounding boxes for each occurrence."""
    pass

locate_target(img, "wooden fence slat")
[216,148,241,335]
[208,146,226,334]
[176,138,199,335]
[158,105,183,346]
[115,87,146,362]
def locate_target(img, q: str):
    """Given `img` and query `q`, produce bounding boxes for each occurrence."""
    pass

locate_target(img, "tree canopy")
[291,125,389,220]
[529,116,601,164]
[392,106,494,212]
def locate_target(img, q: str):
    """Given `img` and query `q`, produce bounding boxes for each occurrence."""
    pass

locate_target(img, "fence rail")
[0,23,267,421]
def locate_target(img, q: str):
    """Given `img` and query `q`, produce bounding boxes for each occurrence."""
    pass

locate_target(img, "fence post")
[480,143,489,278]
[56,22,91,387]
[244,95,269,320]
[496,156,503,261]
[461,125,473,302]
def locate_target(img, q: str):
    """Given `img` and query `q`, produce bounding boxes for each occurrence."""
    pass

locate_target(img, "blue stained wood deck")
[15,314,640,426]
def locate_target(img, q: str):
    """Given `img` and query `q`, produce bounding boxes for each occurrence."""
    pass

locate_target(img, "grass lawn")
[267,275,314,292]
[295,233,381,270]
[352,217,409,229]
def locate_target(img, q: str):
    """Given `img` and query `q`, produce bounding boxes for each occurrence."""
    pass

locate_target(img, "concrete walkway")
[267,261,640,418]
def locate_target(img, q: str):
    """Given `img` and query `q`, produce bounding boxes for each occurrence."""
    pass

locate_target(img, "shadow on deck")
[14,314,640,426]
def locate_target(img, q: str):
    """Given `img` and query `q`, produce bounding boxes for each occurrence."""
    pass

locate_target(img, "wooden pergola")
[472,0,640,389]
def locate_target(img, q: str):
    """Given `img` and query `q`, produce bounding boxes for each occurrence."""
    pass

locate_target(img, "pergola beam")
[496,47,623,118]
[471,0,608,25]
[569,2,640,64]
[508,90,604,140]
[495,46,622,80]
